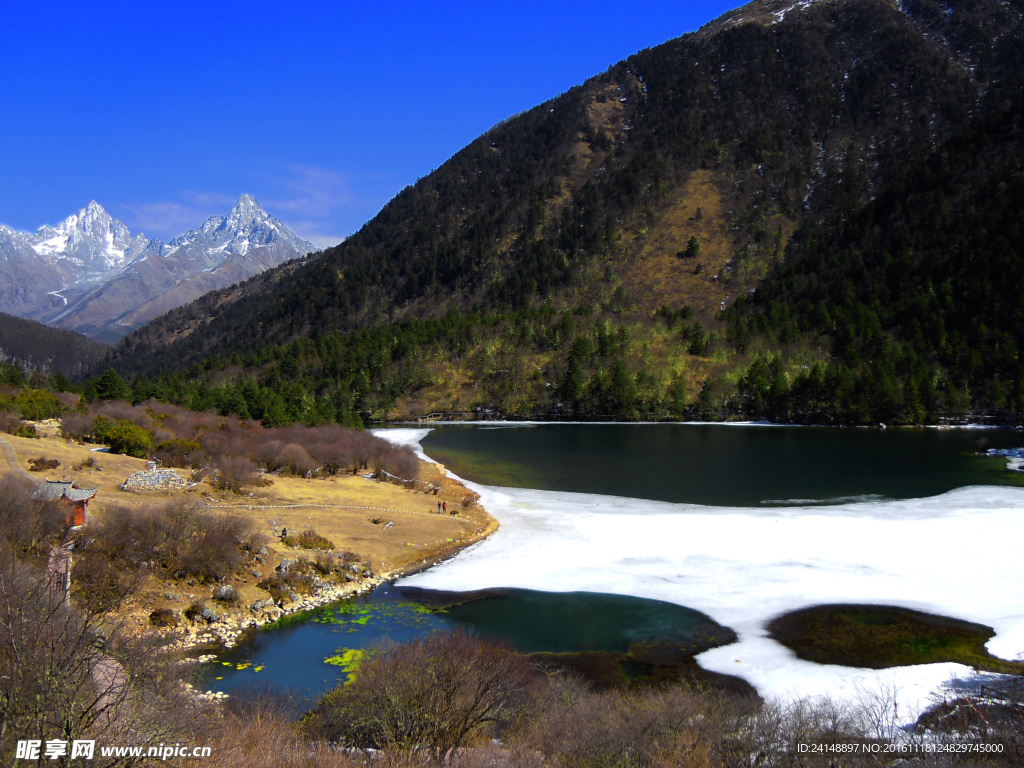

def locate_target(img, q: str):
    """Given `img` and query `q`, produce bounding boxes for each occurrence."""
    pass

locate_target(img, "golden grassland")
[0,432,496,620]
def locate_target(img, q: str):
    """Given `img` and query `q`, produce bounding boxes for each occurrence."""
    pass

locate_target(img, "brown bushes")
[281,443,316,476]
[212,456,263,493]
[0,475,68,558]
[58,398,419,481]
[0,411,31,437]
[28,457,59,471]
[74,499,265,593]
[0,493,202,763]
[518,676,747,768]
[303,630,537,761]
[282,529,336,551]
[58,411,93,440]
[257,558,323,603]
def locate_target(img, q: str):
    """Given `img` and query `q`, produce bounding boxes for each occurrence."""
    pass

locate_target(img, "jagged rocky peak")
[0,193,314,340]
[225,193,269,230]
[166,194,310,255]
[27,201,145,270]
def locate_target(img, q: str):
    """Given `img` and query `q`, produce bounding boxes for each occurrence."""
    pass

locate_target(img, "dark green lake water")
[417,424,1024,506]
[198,587,724,699]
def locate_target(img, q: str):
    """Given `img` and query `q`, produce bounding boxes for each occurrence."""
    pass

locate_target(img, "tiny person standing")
[437,500,442,514]
[443,501,447,514]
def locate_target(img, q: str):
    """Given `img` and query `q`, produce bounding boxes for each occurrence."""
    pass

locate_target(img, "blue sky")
[1,1,740,249]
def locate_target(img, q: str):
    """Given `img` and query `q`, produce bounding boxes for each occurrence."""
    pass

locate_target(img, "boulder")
[250,569,262,579]
[200,607,217,623]
[212,585,235,601]
[262,605,283,620]
[276,559,293,574]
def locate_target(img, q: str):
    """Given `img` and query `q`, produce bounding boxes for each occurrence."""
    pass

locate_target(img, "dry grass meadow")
[0,431,495,618]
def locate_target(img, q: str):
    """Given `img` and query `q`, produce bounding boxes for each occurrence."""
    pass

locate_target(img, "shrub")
[212,457,262,494]
[153,438,202,468]
[0,412,25,436]
[54,391,80,412]
[255,440,286,472]
[59,412,92,441]
[282,529,335,550]
[76,500,265,586]
[183,601,206,621]
[0,476,68,558]
[97,418,152,458]
[303,631,536,760]
[96,400,152,428]
[14,425,37,439]
[520,676,747,768]
[27,457,59,472]
[376,445,419,480]
[15,389,62,421]
[280,443,315,476]
[149,608,178,627]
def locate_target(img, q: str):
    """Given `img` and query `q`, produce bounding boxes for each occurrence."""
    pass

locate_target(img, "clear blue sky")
[1,1,740,249]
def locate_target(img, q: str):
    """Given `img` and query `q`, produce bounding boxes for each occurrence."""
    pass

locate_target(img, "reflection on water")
[417,424,1024,506]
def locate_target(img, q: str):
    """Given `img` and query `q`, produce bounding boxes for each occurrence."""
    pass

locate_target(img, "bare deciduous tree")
[303,630,536,762]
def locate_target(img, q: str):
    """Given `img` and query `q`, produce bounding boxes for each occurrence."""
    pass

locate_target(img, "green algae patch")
[324,648,368,682]
[767,604,1024,674]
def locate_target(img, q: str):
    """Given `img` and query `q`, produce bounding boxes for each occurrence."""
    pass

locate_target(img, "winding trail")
[0,434,32,479]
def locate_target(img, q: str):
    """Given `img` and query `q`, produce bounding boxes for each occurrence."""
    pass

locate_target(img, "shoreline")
[375,418,1021,430]
[170,518,493,703]
[167,527,492,658]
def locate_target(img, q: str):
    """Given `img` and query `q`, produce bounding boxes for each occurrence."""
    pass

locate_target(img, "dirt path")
[208,501,469,521]
[0,434,32,479]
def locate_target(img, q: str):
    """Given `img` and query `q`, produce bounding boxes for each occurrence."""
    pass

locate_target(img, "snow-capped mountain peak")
[161,195,311,260]
[26,200,146,272]
[225,193,267,230]
[0,194,314,341]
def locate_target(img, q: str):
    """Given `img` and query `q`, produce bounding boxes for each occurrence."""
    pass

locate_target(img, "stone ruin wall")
[121,468,189,492]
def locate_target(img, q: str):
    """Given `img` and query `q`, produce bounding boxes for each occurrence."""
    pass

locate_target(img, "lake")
[199,424,1024,713]
[417,423,1024,506]
[199,585,736,699]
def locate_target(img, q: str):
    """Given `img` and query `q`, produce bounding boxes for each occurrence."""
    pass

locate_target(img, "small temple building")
[34,479,98,527]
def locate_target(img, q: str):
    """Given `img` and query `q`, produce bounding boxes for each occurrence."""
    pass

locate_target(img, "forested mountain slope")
[104,0,1024,425]
[0,313,108,378]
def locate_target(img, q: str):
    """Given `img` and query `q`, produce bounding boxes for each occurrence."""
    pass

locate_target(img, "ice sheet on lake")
[373,428,1024,719]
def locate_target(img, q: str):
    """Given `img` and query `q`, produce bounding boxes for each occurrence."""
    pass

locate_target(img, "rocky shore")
[165,534,489,701]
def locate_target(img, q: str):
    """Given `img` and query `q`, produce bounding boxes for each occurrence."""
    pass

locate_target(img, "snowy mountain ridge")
[0,195,314,343]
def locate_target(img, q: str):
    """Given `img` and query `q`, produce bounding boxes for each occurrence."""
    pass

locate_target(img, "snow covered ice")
[377,428,1024,720]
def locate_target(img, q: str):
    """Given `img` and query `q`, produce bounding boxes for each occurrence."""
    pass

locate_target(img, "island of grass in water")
[196,586,746,699]
[767,604,1024,674]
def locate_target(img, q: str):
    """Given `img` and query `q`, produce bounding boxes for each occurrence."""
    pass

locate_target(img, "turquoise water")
[197,586,726,699]
[416,423,1024,506]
